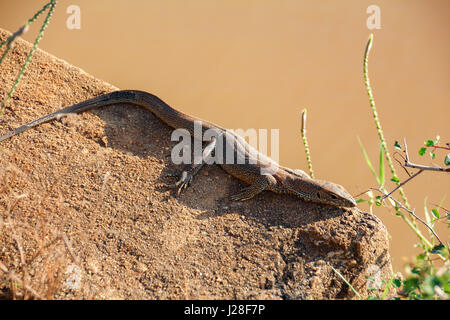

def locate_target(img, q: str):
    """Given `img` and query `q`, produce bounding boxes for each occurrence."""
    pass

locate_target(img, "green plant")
[400,244,449,299]
[0,0,57,114]
[357,34,449,300]
[301,34,449,299]
[300,109,315,179]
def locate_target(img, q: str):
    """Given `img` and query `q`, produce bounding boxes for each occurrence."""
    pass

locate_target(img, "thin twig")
[393,151,412,177]
[430,203,449,213]
[382,169,423,200]
[404,139,450,172]
[353,188,372,199]
[429,203,450,222]
[431,145,450,151]
[372,188,444,245]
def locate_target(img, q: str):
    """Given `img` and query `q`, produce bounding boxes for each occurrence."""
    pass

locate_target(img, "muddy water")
[1,0,448,273]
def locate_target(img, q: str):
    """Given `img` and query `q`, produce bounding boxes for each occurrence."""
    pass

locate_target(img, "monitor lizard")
[0,90,356,207]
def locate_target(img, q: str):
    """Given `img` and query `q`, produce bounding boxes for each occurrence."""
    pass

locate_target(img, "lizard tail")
[0,90,214,143]
[0,92,134,143]
[0,103,88,143]
[0,90,217,143]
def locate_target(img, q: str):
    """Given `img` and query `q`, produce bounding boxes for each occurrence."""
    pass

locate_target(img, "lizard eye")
[330,194,338,200]
[316,192,321,199]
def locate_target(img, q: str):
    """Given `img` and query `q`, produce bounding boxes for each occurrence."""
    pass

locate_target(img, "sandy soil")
[0,28,393,299]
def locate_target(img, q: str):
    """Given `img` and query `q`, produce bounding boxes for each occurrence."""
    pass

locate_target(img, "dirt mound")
[0,28,393,299]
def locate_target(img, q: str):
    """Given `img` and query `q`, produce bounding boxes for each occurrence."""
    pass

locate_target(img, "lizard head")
[281,172,357,207]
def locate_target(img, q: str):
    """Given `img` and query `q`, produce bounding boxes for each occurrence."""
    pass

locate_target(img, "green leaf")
[431,209,440,219]
[416,253,426,261]
[391,176,400,183]
[393,279,402,288]
[403,277,420,293]
[443,280,450,294]
[418,147,427,156]
[411,267,421,275]
[421,279,435,298]
[375,196,382,207]
[430,152,436,159]
[445,154,450,166]
[425,140,435,147]
[379,144,385,187]
[394,141,402,150]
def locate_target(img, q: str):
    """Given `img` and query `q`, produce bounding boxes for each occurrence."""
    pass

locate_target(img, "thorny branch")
[383,138,448,201]
[382,169,423,201]
[403,138,450,173]
[371,188,444,245]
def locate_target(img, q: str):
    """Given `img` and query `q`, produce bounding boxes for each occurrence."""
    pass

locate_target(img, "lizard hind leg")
[230,174,277,201]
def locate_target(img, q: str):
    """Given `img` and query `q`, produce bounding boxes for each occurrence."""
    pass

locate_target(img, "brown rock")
[0,28,393,299]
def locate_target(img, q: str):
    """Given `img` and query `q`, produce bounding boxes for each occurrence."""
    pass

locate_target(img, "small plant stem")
[372,188,444,250]
[300,109,314,179]
[380,277,394,300]
[331,266,362,299]
[361,34,440,250]
[363,34,410,209]
[0,0,55,50]
[0,0,57,114]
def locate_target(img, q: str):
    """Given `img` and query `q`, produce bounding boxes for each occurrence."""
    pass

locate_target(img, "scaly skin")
[0,90,356,207]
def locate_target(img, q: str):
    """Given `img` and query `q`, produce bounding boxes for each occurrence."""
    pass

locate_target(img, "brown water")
[1,0,448,273]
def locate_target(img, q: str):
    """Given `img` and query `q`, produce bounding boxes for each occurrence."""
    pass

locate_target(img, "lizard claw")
[176,171,194,194]
[162,170,194,194]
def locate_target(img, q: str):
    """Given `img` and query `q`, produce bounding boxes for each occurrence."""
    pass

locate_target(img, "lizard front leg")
[165,136,217,194]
